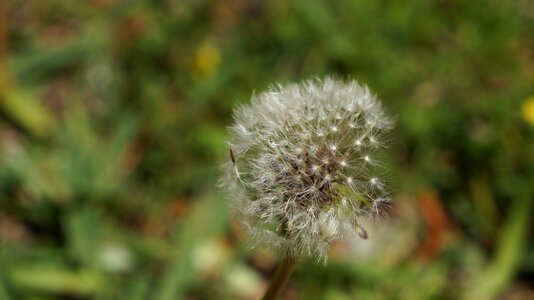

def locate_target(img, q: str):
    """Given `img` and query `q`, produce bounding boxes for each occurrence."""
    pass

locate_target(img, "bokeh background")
[0,1,533,299]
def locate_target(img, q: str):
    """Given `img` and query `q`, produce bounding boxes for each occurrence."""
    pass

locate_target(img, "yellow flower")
[522,97,534,125]
[194,41,220,77]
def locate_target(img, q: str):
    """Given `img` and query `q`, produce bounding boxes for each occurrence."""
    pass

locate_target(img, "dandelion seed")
[370,177,378,185]
[221,77,394,261]
[357,226,368,239]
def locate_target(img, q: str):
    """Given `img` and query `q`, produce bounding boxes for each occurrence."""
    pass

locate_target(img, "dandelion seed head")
[221,77,393,261]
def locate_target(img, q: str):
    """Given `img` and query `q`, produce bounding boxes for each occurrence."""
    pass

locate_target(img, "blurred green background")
[0,0,533,299]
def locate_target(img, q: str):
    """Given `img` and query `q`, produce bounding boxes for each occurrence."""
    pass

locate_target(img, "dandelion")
[522,96,534,126]
[221,77,393,299]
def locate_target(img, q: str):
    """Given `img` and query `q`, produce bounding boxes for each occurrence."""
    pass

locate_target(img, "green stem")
[261,256,298,300]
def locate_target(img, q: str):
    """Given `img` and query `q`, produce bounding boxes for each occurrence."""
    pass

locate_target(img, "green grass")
[0,0,533,299]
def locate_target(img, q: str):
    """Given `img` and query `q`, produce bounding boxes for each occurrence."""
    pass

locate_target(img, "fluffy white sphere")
[222,77,393,261]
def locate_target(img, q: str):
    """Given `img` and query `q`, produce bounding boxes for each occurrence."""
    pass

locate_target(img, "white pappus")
[221,77,394,262]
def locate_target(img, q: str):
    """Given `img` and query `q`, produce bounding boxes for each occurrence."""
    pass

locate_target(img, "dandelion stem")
[261,255,298,300]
